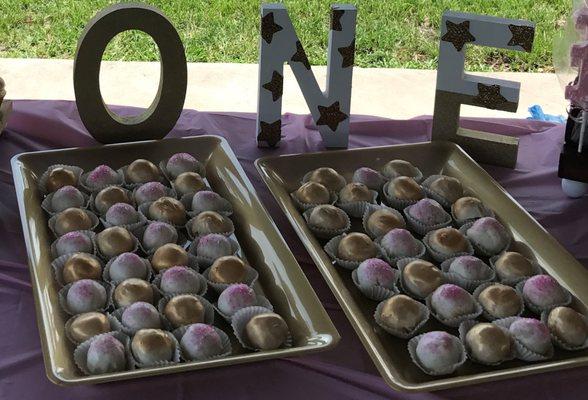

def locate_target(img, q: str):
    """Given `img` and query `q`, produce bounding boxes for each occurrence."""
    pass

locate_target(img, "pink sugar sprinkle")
[199,234,226,246]
[186,324,220,346]
[163,266,191,279]
[73,280,101,298]
[170,153,196,163]
[527,275,559,293]
[423,332,454,354]
[57,185,79,195]
[89,165,115,179]
[117,252,141,263]
[139,182,166,194]
[109,203,135,214]
[439,284,468,300]
[92,335,123,353]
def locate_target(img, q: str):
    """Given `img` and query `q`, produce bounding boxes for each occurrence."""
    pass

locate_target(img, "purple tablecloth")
[1,100,587,400]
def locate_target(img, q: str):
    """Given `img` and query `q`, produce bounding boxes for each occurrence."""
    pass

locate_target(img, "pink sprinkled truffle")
[523,275,568,309]
[142,222,178,251]
[109,253,149,281]
[466,217,510,255]
[134,182,169,205]
[380,228,421,258]
[196,234,234,260]
[121,302,161,331]
[86,334,127,374]
[105,203,139,226]
[160,266,202,295]
[180,323,224,360]
[415,331,463,372]
[447,256,492,281]
[217,284,257,316]
[66,279,107,314]
[191,191,230,215]
[408,199,448,226]
[431,284,476,320]
[51,185,85,212]
[509,318,552,355]
[356,258,396,289]
[55,231,93,257]
[166,153,200,178]
[86,165,119,188]
[352,167,385,191]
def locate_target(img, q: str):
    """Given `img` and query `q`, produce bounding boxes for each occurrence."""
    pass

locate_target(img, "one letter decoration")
[432,11,535,168]
[256,3,357,148]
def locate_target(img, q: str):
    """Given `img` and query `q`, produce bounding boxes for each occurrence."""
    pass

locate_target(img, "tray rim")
[254,140,588,392]
[11,134,340,386]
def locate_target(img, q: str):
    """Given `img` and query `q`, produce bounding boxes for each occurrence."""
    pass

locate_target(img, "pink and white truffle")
[509,318,552,355]
[51,185,85,212]
[352,167,385,190]
[196,234,235,260]
[380,228,421,259]
[522,275,569,309]
[134,182,169,205]
[86,334,127,374]
[86,165,120,188]
[166,153,201,178]
[356,258,396,289]
[105,203,139,226]
[408,199,449,226]
[180,323,224,360]
[142,222,178,251]
[217,284,257,316]
[447,256,492,281]
[466,217,510,255]
[191,191,230,215]
[109,253,149,281]
[66,279,107,314]
[430,284,476,320]
[54,231,93,257]
[415,331,463,372]
[160,266,202,295]
[121,302,162,331]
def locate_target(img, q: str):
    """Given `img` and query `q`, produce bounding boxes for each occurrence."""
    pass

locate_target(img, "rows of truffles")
[294,161,587,376]
[39,154,291,376]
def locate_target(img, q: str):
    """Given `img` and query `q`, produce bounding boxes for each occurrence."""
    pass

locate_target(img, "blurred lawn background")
[0,0,570,71]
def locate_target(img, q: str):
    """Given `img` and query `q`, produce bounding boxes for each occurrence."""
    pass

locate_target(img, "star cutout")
[316,101,348,132]
[331,9,345,31]
[261,12,283,44]
[258,120,282,147]
[473,83,508,109]
[262,71,283,101]
[441,20,475,52]
[291,41,311,70]
[507,24,534,52]
[338,39,355,68]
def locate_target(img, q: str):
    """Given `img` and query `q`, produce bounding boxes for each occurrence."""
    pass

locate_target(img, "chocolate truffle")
[494,252,534,281]
[54,231,93,257]
[148,196,186,225]
[547,307,588,347]
[142,221,178,251]
[131,329,174,365]
[191,191,231,215]
[466,217,510,255]
[307,205,348,230]
[402,260,443,298]
[105,203,139,226]
[381,160,419,180]
[86,165,120,188]
[166,153,200,178]
[339,182,372,203]
[121,302,161,331]
[352,167,385,190]
[366,208,406,238]
[465,323,512,364]
[218,284,257,316]
[96,227,135,259]
[94,186,131,215]
[66,279,107,314]
[180,323,224,360]
[431,284,476,320]
[126,159,160,184]
[209,256,247,284]
[356,259,396,289]
[109,253,149,281]
[452,197,487,221]
[46,167,78,192]
[380,229,421,259]
[51,185,85,212]
[407,199,448,226]
[173,172,206,196]
[427,175,463,204]
[62,253,103,284]
[67,312,111,343]
[428,228,469,256]
[337,233,377,262]
[164,294,205,328]
[196,234,234,260]
[151,243,189,272]
[294,182,330,205]
[415,331,462,372]
[386,176,424,201]
[134,182,169,205]
[523,275,568,309]
[509,318,552,354]
[244,312,289,350]
[189,211,232,236]
[306,167,346,192]
[478,284,522,319]
[447,256,492,281]
[113,278,154,307]
[86,334,127,374]
[378,295,424,334]
[160,266,202,294]
[54,208,94,236]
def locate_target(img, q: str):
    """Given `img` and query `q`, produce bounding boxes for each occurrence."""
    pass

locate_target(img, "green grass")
[0,0,570,71]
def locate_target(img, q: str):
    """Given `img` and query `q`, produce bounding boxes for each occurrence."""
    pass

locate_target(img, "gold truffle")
[295,182,330,204]
[366,209,406,237]
[163,294,205,328]
[148,196,186,225]
[62,253,103,284]
[46,167,77,192]
[339,183,372,203]
[381,159,419,179]
[54,208,93,236]
[209,256,247,284]
[452,197,486,221]
[307,167,346,192]
[96,227,135,258]
[547,306,588,347]
[465,323,512,364]
[378,295,424,334]
[428,227,469,255]
[244,313,289,350]
[151,243,189,272]
[428,176,463,203]
[173,172,206,196]
[114,278,154,307]
[478,284,522,318]
[94,186,131,214]
[190,211,232,236]
[402,260,443,298]
[386,176,424,201]
[66,312,111,343]
[126,159,160,184]
[307,205,348,230]
[131,329,174,364]
[337,233,377,262]
[494,252,534,280]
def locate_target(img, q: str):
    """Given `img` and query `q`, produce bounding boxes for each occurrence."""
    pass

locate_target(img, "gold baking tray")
[11,135,339,386]
[255,141,588,392]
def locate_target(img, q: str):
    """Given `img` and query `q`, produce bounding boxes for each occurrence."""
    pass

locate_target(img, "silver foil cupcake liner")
[381,180,424,210]
[441,256,496,292]
[377,236,426,268]
[425,292,483,328]
[41,190,90,215]
[351,268,400,301]
[458,320,517,366]
[80,168,125,193]
[459,222,512,258]
[489,253,543,286]
[202,263,259,293]
[119,165,167,190]
[138,201,189,230]
[38,164,84,196]
[182,192,233,218]
[188,235,240,268]
[110,281,161,310]
[158,157,206,181]
[540,308,588,351]
[50,230,97,260]
[52,252,104,287]
[148,252,199,274]
[515,278,572,315]
[231,306,293,351]
[302,207,351,240]
[73,331,134,375]
[214,294,274,323]
[130,330,181,369]
[102,255,153,284]
[407,332,466,376]
[361,204,406,240]
[323,234,384,271]
[152,268,208,297]
[64,312,123,346]
[403,203,452,237]
[95,229,140,263]
[58,280,113,316]
[472,281,525,321]
[421,175,462,210]
[48,209,100,238]
[132,183,178,205]
[157,293,215,327]
[100,211,148,236]
[492,316,554,361]
[374,296,430,339]
[290,191,338,212]
[185,214,235,241]
[422,230,474,263]
[111,306,171,336]
[396,257,446,301]
[173,324,232,362]
[89,185,135,216]
[335,190,379,218]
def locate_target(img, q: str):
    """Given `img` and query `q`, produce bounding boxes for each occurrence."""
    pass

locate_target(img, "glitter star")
[262,71,283,101]
[258,120,282,147]
[338,39,355,68]
[473,83,508,109]
[508,24,534,52]
[261,12,283,44]
[331,9,344,31]
[316,102,348,132]
[441,20,475,52]
[291,41,311,70]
